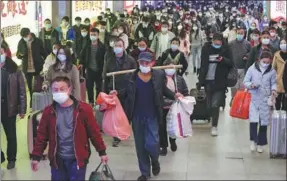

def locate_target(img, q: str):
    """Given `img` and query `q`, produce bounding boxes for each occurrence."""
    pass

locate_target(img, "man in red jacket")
[30,76,108,181]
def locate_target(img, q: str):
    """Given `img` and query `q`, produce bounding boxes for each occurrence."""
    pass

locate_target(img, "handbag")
[89,163,115,181]
[230,89,251,119]
[227,67,238,87]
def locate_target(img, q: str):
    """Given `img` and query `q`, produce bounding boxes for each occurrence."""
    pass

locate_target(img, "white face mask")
[0,54,6,63]
[52,92,69,104]
[81,32,88,37]
[52,49,58,55]
[109,41,115,47]
[165,69,176,76]
[118,29,124,34]
[99,28,105,33]
[139,65,151,73]
[178,25,183,30]
[58,55,66,62]
[161,27,168,33]
[23,37,29,42]
[90,36,98,41]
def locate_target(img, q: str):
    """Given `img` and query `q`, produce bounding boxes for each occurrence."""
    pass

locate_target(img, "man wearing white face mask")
[150,21,175,60]
[246,31,277,71]
[116,52,183,180]
[135,16,155,46]
[102,38,137,147]
[55,16,76,45]
[39,18,59,55]
[78,28,106,104]
[43,46,81,100]
[269,27,280,51]
[31,76,108,180]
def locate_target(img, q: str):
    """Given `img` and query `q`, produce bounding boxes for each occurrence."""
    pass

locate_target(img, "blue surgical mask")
[0,54,6,63]
[236,34,244,41]
[113,47,123,54]
[138,47,146,51]
[212,44,221,49]
[171,44,178,51]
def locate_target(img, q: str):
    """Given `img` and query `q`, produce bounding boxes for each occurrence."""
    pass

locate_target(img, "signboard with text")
[270,1,286,20]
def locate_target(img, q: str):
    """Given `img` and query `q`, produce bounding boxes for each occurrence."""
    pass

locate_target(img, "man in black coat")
[198,33,234,137]
[16,28,47,107]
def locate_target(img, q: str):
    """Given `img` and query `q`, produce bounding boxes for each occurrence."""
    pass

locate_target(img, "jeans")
[191,46,202,69]
[1,101,17,162]
[132,117,159,177]
[250,122,268,146]
[51,157,86,181]
[86,69,103,103]
[159,109,176,148]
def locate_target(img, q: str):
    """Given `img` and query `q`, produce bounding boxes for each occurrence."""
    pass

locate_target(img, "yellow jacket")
[272,51,286,93]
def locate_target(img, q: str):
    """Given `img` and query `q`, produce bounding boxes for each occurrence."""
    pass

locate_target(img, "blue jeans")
[250,122,268,146]
[191,46,202,68]
[132,117,160,177]
[51,157,86,181]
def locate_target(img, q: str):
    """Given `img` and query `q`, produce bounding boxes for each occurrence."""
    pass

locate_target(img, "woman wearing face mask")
[117,24,129,50]
[259,15,269,32]
[250,29,261,47]
[246,31,277,71]
[159,59,189,156]
[1,45,27,170]
[131,38,154,62]
[198,33,234,136]
[244,50,277,153]
[190,23,203,74]
[42,46,81,100]
[178,27,191,59]
[43,43,61,76]
[158,38,188,75]
[272,38,287,111]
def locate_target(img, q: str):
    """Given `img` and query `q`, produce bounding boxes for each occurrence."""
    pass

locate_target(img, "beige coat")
[272,51,286,93]
[43,64,81,99]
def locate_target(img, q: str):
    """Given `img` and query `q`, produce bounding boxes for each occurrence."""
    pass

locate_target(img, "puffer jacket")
[123,69,175,124]
[272,51,286,93]
[163,74,189,108]
[2,57,27,117]
[16,33,47,74]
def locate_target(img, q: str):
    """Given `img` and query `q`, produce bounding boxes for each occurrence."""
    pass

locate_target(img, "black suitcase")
[190,88,211,122]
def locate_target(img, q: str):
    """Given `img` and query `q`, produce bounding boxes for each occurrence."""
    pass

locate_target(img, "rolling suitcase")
[190,88,211,122]
[32,91,53,112]
[270,110,287,158]
[27,111,49,159]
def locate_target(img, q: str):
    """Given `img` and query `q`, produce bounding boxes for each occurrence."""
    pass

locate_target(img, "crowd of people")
[1,0,287,180]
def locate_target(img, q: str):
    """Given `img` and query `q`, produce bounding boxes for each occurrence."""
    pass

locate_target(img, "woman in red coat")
[1,33,12,58]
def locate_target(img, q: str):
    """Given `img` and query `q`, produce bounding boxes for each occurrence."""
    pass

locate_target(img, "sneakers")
[152,161,160,176]
[250,141,256,151]
[257,145,264,153]
[159,147,167,156]
[170,139,177,152]
[7,161,15,170]
[211,127,218,136]
[137,175,150,181]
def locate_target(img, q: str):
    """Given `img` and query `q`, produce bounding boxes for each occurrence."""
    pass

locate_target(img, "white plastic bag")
[167,96,196,139]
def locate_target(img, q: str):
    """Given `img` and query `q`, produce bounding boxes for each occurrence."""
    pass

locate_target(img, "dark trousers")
[86,69,102,103]
[132,117,160,177]
[205,84,225,127]
[51,157,86,181]
[1,150,5,163]
[159,109,176,148]
[1,102,17,162]
[25,72,37,107]
[250,122,268,146]
[275,93,287,111]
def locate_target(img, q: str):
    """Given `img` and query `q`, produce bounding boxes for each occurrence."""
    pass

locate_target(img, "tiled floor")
[1,73,286,180]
